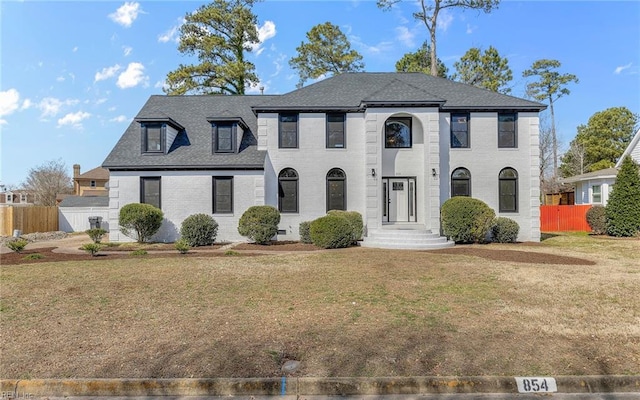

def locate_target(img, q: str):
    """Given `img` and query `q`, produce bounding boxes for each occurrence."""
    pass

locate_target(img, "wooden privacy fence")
[0,206,59,236]
[540,205,592,232]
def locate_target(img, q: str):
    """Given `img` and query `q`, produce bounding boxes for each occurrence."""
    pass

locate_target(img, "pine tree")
[605,156,640,237]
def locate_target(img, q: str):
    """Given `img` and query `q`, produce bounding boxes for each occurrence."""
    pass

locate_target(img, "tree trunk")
[549,98,557,178]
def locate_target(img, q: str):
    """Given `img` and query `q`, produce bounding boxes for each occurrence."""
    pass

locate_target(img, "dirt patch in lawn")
[429,245,596,265]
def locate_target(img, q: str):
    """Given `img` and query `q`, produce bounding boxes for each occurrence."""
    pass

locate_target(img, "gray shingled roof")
[252,73,546,111]
[103,73,545,170]
[59,196,109,207]
[103,95,274,170]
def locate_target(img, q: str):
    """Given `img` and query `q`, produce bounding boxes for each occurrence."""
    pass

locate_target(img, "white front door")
[383,177,416,223]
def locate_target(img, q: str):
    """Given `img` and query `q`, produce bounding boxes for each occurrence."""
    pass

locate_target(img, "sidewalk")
[1,376,639,397]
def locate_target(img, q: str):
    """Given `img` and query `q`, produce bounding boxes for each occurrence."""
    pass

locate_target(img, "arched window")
[385,117,412,148]
[499,168,518,212]
[451,168,471,197]
[326,168,346,211]
[278,168,298,213]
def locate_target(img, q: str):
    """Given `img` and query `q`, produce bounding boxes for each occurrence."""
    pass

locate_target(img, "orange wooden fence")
[540,205,592,232]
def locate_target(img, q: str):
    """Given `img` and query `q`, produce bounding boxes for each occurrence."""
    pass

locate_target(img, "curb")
[2,376,639,397]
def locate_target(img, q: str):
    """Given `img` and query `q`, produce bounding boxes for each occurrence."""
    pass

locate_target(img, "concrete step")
[362,228,454,250]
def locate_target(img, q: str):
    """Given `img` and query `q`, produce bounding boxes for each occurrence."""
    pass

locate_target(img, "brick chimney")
[73,164,80,178]
[73,164,81,195]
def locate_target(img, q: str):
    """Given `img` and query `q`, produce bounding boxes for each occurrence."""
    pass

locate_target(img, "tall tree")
[452,46,512,93]
[522,59,578,177]
[289,22,364,88]
[22,159,73,206]
[606,155,640,237]
[164,0,260,95]
[395,41,448,78]
[560,107,638,177]
[377,0,499,76]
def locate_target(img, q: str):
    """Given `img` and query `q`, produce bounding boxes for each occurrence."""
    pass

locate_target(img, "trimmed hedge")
[606,156,640,237]
[238,205,281,245]
[299,221,312,244]
[441,197,495,243]
[310,214,353,249]
[180,213,218,246]
[327,210,363,242]
[119,203,164,243]
[491,217,520,243]
[586,205,607,235]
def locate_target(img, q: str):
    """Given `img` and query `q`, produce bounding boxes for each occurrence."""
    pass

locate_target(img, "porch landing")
[361,224,454,250]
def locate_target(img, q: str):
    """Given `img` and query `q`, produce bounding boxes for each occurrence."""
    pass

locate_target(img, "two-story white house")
[102,73,546,247]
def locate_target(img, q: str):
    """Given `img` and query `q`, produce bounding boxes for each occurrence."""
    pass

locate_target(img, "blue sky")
[1,0,639,187]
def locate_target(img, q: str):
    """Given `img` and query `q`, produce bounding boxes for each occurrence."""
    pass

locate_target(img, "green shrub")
[299,221,312,244]
[225,250,240,256]
[131,249,148,256]
[81,243,102,257]
[586,205,607,235]
[310,214,353,249]
[119,203,164,243]
[86,228,107,243]
[441,197,495,243]
[237,205,281,245]
[180,213,218,246]
[491,217,520,243]
[606,156,640,237]
[327,210,364,242]
[6,239,28,253]
[24,253,44,260]
[174,239,191,254]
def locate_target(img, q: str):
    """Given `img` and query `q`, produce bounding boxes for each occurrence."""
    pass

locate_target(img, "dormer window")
[213,123,235,153]
[142,123,165,153]
[208,116,247,154]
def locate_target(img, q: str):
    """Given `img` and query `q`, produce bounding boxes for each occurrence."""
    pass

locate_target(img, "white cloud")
[73,46,78,52]
[110,115,129,123]
[57,111,91,129]
[0,88,21,124]
[21,99,32,110]
[117,62,148,89]
[108,2,142,28]
[95,98,108,105]
[614,62,632,74]
[123,46,133,56]
[437,11,453,31]
[159,24,180,43]
[38,97,78,118]
[466,23,476,34]
[248,20,276,55]
[56,76,66,82]
[395,26,416,47]
[351,34,394,55]
[95,64,122,82]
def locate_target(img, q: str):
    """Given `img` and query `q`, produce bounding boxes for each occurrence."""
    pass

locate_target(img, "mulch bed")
[233,240,321,251]
[429,246,596,265]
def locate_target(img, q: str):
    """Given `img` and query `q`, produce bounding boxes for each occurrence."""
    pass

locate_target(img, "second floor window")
[279,114,298,148]
[385,117,412,148]
[451,114,469,148]
[143,124,164,153]
[214,123,234,153]
[90,180,97,188]
[326,113,345,148]
[498,113,517,148]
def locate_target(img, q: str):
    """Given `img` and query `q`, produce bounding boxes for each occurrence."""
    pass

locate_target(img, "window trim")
[142,123,165,154]
[278,168,299,213]
[213,176,234,214]
[450,113,470,148]
[279,113,299,149]
[140,177,161,209]
[592,184,602,204]
[326,113,346,149]
[385,117,412,148]
[498,113,518,148]
[498,168,518,213]
[212,123,236,153]
[326,168,347,212]
[451,167,471,197]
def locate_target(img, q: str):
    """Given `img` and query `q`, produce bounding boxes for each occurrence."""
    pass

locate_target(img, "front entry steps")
[361,227,454,250]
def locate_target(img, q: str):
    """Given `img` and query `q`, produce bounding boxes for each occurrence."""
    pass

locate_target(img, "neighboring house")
[73,164,109,196]
[103,72,546,246]
[563,128,640,206]
[0,190,35,206]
